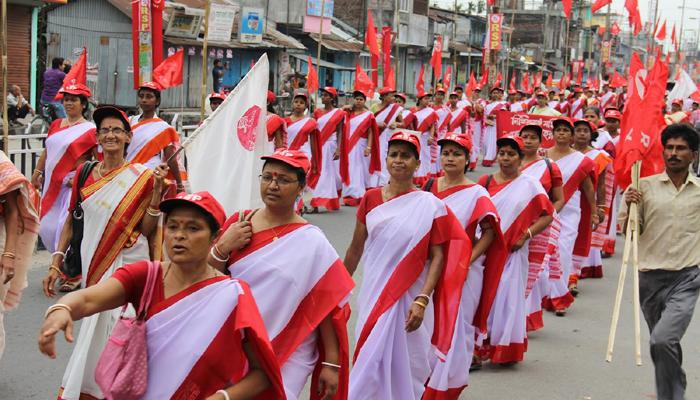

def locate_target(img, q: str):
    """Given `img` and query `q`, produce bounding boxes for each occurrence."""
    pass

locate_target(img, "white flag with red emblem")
[184,54,269,214]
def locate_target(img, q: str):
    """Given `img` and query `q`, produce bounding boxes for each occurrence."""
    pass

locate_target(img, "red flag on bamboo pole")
[444,66,452,91]
[625,0,643,36]
[381,26,393,87]
[466,72,477,96]
[416,64,426,96]
[365,11,380,87]
[55,47,87,100]
[151,49,184,89]
[562,0,573,19]
[509,72,517,92]
[306,56,319,95]
[493,72,503,88]
[430,36,443,84]
[611,22,621,36]
[532,71,542,91]
[521,72,530,93]
[591,0,612,13]
[545,73,553,88]
[355,63,374,97]
[615,52,666,189]
[655,19,667,41]
[671,23,677,46]
[478,68,489,88]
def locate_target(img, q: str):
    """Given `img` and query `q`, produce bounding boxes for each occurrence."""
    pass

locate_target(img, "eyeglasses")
[98,127,127,135]
[259,174,298,187]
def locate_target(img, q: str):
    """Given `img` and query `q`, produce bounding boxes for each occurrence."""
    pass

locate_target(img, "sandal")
[555,309,567,317]
[59,276,82,292]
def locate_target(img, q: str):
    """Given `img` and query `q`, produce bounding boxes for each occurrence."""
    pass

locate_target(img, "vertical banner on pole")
[601,40,611,63]
[132,0,153,88]
[488,14,503,51]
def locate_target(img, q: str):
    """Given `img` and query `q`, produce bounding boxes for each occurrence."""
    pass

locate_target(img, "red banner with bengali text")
[496,111,558,148]
[488,14,503,50]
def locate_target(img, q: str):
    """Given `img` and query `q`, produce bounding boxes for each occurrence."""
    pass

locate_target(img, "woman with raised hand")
[41,106,168,400]
[476,136,553,365]
[210,149,354,400]
[39,192,284,399]
[345,131,471,399]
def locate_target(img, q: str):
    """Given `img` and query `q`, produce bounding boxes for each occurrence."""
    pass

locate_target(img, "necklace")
[270,223,294,241]
[97,160,126,178]
[64,117,84,127]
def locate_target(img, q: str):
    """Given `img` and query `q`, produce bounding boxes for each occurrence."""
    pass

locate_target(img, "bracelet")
[34,169,44,175]
[527,228,533,239]
[210,245,228,263]
[146,207,162,217]
[415,294,430,304]
[52,251,66,259]
[321,361,341,369]
[216,389,231,400]
[413,300,427,309]
[1,252,15,259]
[48,265,62,275]
[44,303,72,319]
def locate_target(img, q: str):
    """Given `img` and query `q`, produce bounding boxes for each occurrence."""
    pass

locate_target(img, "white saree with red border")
[372,103,402,186]
[311,108,345,211]
[339,111,379,206]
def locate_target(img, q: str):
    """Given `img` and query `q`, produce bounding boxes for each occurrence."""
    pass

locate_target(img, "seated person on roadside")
[7,85,34,123]
[620,123,700,400]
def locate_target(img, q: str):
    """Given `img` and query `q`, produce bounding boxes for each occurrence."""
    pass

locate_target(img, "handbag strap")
[72,161,98,216]
[136,261,161,320]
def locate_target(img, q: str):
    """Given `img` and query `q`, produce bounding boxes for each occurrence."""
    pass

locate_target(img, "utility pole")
[200,0,211,122]
[452,0,458,89]
[393,0,400,91]
[2,0,8,153]
[680,0,687,55]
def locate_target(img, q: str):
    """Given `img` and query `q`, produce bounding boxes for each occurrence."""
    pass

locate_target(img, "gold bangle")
[527,228,533,239]
[1,252,16,259]
[48,265,62,275]
[44,303,72,319]
[146,207,162,217]
[412,300,427,309]
[415,294,430,304]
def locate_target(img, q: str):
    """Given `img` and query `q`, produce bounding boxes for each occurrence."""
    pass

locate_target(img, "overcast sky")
[432,0,699,47]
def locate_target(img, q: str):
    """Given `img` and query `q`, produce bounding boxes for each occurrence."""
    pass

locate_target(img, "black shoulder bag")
[422,177,435,192]
[63,161,98,278]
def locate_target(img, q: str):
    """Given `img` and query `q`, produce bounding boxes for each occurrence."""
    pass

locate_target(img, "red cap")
[321,86,338,98]
[416,90,432,100]
[353,89,369,99]
[210,92,226,101]
[267,90,276,104]
[388,131,421,155]
[435,88,447,94]
[92,105,131,131]
[293,89,309,102]
[489,86,504,93]
[508,89,517,95]
[604,109,622,120]
[60,83,91,98]
[449,91,460,98]
[261,148,311,174]
[671,98,684,106]
[454,85,464,90]
[496,135,525,152]
[159,191,226,229]
[574,119,597,132]
[438,133,472,152]
[395,92,407,102]
[573,87,583,93]
[379,87,395,96]
[552,116,574,130]
[535,90,547,97]
[474,85,483,91]
[139,81,162,91]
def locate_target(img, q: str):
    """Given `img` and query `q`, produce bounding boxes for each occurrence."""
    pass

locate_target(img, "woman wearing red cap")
[0,150,39,361]
[285,91,321,194]
[372,87,403,186]
[469,88,486,171]
[431,89,451,176]
[476,135,553,365]
[41,106,169,400]
[481,87,508,167]
[546,118,597,297]
[447,92,469,135]
[596,108,622,257]
[32,84,97,265]
[211,149,354,400]
[310,87,344,212]
[425,133,507,376]
[572,120,612,280]
[402,92,437,185]
[39,191,285,400]
[265,91,287,153]
[128,82,186,196]
[345,132,471,399]
[518,125,571,319]
[339,90,380,206]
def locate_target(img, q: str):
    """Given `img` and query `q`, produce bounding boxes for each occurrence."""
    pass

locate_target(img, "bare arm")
[581,176,598,226]
[406,244,443,332]
[343,221,368,276]
[163,145,184,189]
[208,220,253,272]
[1,191,20,283]
[511,212,554,252]
[273,129,285,150]
[139,164,168,238]
[315,315,340,399]
[42,214,74,297]
[550,183,565,213]
[469,220,495,264]
[31,150,47,189]
[209,341,271,400]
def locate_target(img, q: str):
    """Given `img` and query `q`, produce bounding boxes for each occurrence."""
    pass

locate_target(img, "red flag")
[562,0,573,19]
[55,47,87,100]
[655,19,667,41]
[355,63,374,97]
[546,73,553,88]
[521,72,530,93]
[558,73,570,90]
[305,56,319,95]
[576,63,584,85]
[479,68,489,88]
[591,0,612,13]
[384,68,396,89]
[494,71,503,88]
[444,65,452,91]
[598,26,606,37]
[615,52,667,189]
[151,49,184,90]
[532,71,542,91]
[416,64,426,96]
[466,72,477,96]
[366,12,380,87]
[625,0,643,36]
[611,22,621,36]
[381,26,393,87]
[430,36,443,83]
[671,23,677,46]
[509,72,517,92]
[610,70,627,88]
[487,0,495,4]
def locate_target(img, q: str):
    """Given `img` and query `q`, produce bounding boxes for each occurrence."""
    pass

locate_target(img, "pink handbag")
[95,261,160,400]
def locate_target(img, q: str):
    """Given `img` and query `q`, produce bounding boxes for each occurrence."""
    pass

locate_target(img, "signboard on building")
[240,7,264,43]
[166,7,204,39]
[208,3,238,42]
[303,0,332,34]
[306,0,334,17]
[601,40,611,63]
[487,13,503,50]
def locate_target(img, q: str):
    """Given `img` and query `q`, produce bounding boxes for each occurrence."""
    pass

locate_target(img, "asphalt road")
[1,169,698,399]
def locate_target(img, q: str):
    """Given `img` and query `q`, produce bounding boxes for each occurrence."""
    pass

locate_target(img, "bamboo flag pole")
[313,0,326,113]
[200,0,211,122]
[606,160,643,365]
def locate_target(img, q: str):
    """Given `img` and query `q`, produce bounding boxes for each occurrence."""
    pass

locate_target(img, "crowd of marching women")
[0,71,694,400]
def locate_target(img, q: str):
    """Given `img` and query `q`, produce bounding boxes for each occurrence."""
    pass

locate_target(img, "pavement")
[1,168,699,399]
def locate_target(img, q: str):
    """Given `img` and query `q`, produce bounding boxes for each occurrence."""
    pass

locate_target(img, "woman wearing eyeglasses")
[31,84,97,291]
[210,149,354,400]
[41,106,167,400]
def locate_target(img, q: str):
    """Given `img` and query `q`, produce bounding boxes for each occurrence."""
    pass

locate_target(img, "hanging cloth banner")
[488,14,503,50]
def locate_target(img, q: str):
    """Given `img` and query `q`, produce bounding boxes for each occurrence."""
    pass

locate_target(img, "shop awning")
[289,53,355,71]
